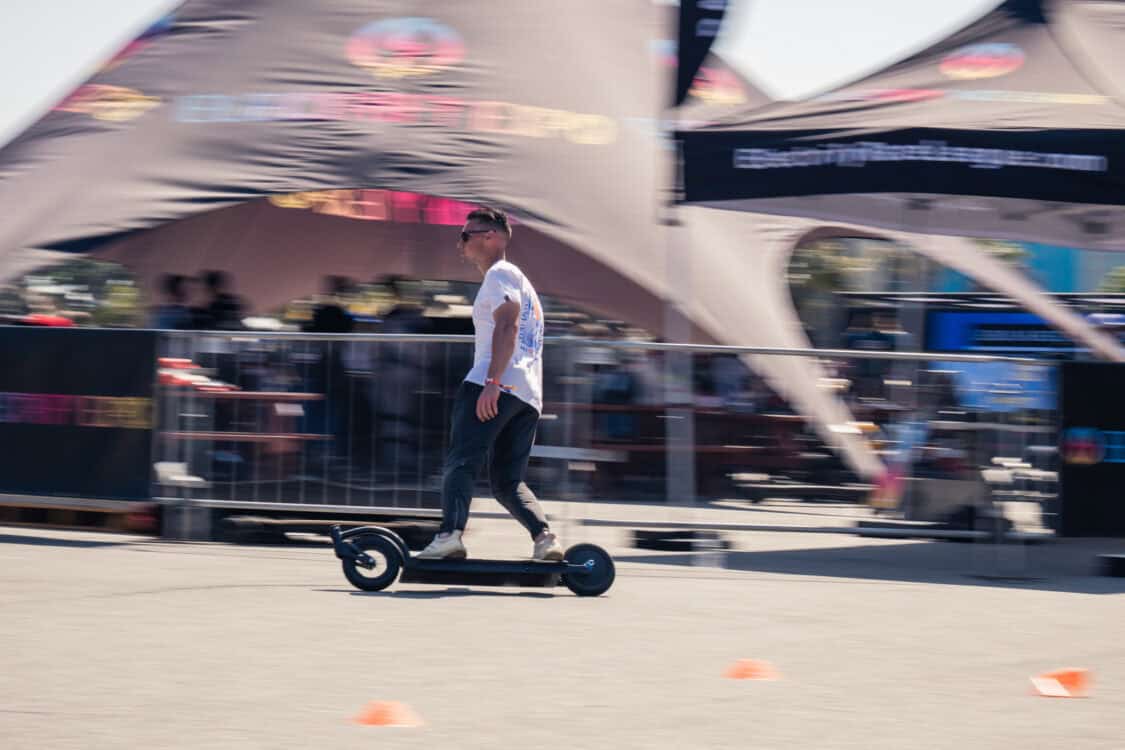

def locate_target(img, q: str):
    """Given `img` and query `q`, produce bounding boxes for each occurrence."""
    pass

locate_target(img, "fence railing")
[151,331,1061,537]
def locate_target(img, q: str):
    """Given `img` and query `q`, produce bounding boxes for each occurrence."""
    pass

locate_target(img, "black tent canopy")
[678,0,1125,250]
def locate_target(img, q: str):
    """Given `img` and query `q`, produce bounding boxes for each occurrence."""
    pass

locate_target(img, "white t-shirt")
[465,259,545,413]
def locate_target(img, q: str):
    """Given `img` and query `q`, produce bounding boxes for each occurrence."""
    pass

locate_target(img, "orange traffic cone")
[353,701,423,726]
[724,659,780,681]
[1030,668,1091,698]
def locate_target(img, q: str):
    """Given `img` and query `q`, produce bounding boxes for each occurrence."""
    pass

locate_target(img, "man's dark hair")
[466,206,512,239]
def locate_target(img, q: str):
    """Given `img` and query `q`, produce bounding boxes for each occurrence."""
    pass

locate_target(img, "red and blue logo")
[347,17,465,79]
[651,40,747,105]
[102,13,176,72]
[940,43,1025,80]
[1061,427,1105,465]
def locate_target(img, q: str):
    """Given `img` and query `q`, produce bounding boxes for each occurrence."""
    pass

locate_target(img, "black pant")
[439,382,550,538]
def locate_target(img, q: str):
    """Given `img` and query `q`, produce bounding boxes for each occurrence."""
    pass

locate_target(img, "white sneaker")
[416,532,467,559]
[533,531,564,561]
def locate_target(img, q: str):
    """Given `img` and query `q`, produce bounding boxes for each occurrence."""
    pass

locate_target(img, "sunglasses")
[460,229,492,242]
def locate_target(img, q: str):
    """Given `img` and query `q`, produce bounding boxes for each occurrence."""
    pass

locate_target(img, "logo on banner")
[1061,427,1105,465]
[347,17,466,78]
[733,140,1107,173]
[54,84,161,122]
[940,43,1025,80]
[652,40,747,105]
[176,92,617,144]
[269,189,496,225]
[0,392,153,429]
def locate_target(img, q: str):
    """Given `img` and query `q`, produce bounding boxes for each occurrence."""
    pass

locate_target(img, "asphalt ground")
[2,510,1124,750]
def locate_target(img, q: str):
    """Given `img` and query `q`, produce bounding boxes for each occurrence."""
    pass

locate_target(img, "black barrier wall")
[0,327,156,499]
[1059,362,1125,536]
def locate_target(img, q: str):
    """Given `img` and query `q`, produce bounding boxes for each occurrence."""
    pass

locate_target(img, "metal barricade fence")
[152,331,1061,552]
[155,332,473,512]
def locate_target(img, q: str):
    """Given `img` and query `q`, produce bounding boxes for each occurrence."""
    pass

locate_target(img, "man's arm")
[488,298,520,381]
[477,298,520,421]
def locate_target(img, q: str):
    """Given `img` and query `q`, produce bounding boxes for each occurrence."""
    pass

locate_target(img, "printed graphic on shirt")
[518,293,543,360]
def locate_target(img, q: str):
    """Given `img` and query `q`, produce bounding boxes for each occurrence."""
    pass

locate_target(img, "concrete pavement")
[2,514,1124,749]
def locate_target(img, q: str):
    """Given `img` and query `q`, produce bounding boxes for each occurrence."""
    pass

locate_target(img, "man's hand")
[476,381,502,421]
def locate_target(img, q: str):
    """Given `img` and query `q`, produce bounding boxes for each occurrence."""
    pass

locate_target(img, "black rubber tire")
[561,543,616,597]
[341,534,403,592]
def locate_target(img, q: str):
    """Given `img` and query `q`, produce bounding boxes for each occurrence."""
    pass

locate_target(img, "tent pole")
[663,138,697,516]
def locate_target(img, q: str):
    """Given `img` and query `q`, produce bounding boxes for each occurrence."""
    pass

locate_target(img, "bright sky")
[0,0,999,148]
[716,0,1000,97]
